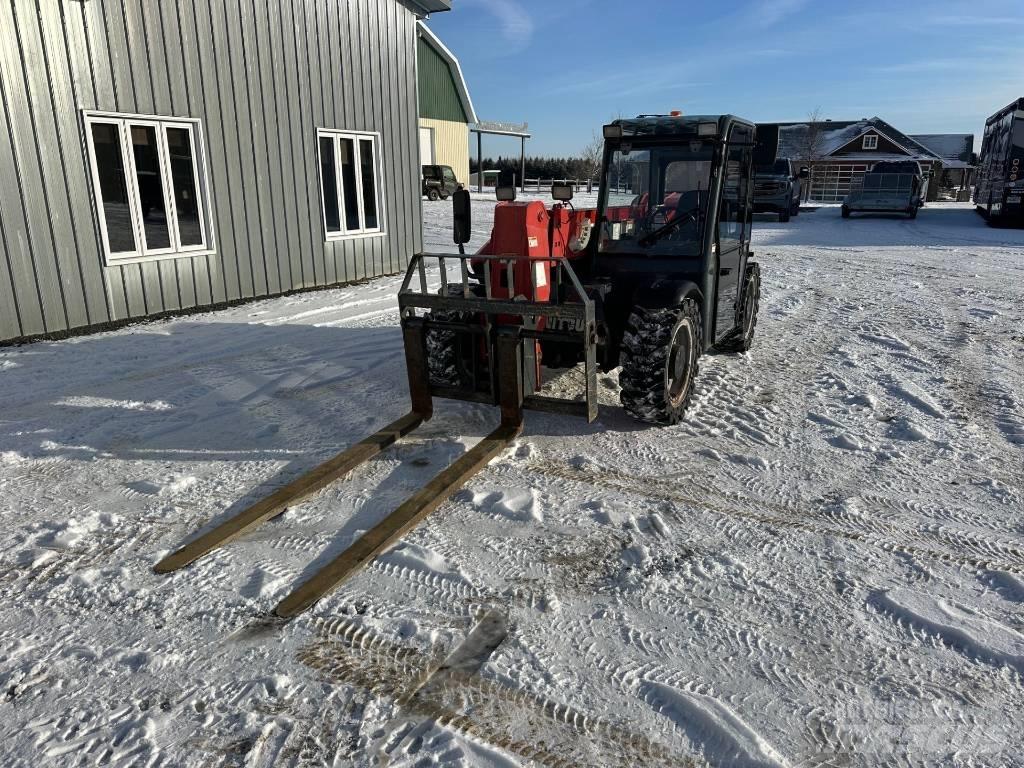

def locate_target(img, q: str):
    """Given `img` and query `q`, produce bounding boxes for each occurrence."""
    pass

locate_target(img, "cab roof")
[609,114,753,139]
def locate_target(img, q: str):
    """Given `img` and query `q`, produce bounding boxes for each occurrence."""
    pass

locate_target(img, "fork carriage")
[398,252,599,424]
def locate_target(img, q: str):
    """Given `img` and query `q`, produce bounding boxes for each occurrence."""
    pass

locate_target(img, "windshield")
[1013,120,1024,148]
[755,159,789,176]
[599,144,712,256]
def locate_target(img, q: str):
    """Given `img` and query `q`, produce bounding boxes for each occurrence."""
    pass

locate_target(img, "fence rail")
[522,178,598,194]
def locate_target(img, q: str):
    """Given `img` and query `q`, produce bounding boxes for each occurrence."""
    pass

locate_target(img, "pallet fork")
[154,231,595,618]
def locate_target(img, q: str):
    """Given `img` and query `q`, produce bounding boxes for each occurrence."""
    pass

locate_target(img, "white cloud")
[751,0,810,27]
[924,14,1024,26]
[460,0,535,51]
[871,56,996,74]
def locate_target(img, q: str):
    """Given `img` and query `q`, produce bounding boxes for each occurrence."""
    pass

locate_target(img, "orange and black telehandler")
[156,114,774,616]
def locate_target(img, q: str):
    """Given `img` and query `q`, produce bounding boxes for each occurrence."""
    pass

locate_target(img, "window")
[317,129,385,240]
[862,134,878,150]
[84,112,213,263]
[598,146,712,257]
[719,124,752,249]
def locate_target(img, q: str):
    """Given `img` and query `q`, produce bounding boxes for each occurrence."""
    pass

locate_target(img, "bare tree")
[796,107,825,200]
[579,131,604,181]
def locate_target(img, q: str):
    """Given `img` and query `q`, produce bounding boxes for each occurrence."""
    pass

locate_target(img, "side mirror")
[495,185,516,202]
[552,182,574,202]
[798,167,809,179]
[452,188,471,245]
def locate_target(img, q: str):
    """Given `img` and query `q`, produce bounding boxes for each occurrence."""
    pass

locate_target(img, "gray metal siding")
[0,0,422,343]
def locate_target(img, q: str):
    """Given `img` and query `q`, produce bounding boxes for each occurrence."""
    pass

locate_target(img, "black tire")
[907,205,918,219]
[779,207,790,222]
[791,199,800,216]
[427,189,440,201]
[720,262,761,353]
[425,309,474,386]
[841,205,851,218]
[619,299,702,425]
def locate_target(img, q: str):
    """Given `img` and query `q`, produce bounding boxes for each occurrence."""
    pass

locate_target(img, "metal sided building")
[416,21,476,186]
[0,0,451,344]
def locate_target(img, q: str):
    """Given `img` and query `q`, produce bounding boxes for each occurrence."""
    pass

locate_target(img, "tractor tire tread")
[426,308,471,386]
[720,262,761,353]
[619,299,702,425]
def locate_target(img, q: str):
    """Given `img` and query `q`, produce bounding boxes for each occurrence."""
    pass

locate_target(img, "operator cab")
[589,115,760,350]
[597,132,713,258]
[593,116,755,261]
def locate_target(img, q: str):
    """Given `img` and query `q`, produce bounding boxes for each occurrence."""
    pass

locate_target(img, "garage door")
[810,163,869,202]
[419,127,434,165]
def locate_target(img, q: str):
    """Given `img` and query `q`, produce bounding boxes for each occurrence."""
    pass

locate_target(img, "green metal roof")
[417,23,476,124]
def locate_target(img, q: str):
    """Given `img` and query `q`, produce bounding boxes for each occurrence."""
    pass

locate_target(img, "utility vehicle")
[422,164,460,201]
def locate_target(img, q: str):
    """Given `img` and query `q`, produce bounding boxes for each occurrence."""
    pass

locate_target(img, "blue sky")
[424,0,1023,157]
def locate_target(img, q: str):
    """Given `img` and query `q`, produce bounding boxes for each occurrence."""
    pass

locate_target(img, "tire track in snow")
[527,462,1024,576]
[297,615,696,767]
[639,680,789,768]
[871,587,1024,674]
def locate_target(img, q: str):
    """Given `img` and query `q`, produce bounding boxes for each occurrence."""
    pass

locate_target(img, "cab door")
[714,124,752,340]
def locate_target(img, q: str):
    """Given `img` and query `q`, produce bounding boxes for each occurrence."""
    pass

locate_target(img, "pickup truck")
[753,158,807,222]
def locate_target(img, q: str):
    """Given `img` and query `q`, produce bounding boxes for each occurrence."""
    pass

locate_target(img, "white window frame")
[316,128,386,241]
[862,134,879,150]
[83,110,216,265]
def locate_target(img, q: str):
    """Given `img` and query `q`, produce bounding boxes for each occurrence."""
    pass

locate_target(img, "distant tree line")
[470,155,600,181]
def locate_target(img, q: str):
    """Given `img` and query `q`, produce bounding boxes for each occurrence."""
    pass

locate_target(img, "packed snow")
[0,197,1022,766]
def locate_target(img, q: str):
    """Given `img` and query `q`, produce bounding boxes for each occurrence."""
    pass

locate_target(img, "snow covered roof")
[821,152,937,164]
[909,134,974,165]
[777,117,944,163]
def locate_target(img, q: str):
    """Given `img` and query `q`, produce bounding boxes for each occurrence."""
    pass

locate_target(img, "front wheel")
[619,300,703,425]
[425,304,478,388]
[720,262,761,353]
[907,205,918,219]
[841,205,851,218]
[427,189,440,201]
[779,207,790,222]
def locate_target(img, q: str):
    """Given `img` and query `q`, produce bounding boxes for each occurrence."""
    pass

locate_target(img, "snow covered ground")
[1,197,1022,767]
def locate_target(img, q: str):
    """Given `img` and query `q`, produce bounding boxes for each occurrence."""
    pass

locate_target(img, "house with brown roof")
[777,117,974,203]
[909,134,976,200]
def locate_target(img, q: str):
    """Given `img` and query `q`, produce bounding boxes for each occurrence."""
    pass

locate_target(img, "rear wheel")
[720,262,761,353]
[907,205,918,219]
[841,205,851,218]
[619,300,702,425]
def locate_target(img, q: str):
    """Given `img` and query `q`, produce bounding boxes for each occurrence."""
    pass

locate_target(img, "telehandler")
[156,114,771,617]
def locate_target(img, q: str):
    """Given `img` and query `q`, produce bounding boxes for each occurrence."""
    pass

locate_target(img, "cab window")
[719,125,752,250]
